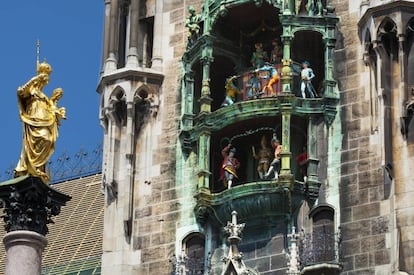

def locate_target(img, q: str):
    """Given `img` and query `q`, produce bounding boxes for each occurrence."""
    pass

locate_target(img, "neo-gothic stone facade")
[97,1,414,274]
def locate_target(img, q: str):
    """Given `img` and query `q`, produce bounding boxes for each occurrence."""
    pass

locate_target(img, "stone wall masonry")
[169,8,184,24]
[235,234,286,274]
[163,0,186,13]
[340,88,365,108]
[352,202,380,221]
[330,1,395,273]
[355,253,370,269]
[128,0,207,271]
[351,100,370,120]
[396,208,414,227]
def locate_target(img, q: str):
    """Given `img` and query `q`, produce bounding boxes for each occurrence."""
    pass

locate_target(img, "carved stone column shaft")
[4,231,47,275]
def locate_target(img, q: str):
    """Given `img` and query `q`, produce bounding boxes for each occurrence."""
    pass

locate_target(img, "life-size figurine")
[260,63,280,96]
[265,134,282,180]
[221,144,240,189]
[185,6,201,48]
[316,0,323,16]
[270,39,283,64]
[250,42,269,69]
[307,0,315,16]
[252,135,272,180]
[14,61,66,183]
[246,71,261,99]
[296,0,303,14]
[222,75,240,107]
[295,147,308,182]
[300,61,316,98]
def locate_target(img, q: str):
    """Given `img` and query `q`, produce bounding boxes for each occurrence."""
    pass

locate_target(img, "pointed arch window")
[182,233,205,274]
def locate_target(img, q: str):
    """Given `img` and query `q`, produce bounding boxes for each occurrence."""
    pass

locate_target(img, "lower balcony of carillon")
[194,175,307,230]
[192,114,318,228]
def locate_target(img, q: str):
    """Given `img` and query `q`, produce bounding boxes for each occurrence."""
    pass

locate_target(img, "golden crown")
[37,61,52,75]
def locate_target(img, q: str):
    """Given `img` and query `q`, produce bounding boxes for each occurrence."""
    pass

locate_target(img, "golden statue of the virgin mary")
[14,60,66,183]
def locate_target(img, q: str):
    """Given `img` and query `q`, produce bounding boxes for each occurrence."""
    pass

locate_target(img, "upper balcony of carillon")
[179,0,339,228]
[180,0,339,134]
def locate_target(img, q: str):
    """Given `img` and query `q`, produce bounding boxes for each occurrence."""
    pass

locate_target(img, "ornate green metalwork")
[180,0,340,233]
[194,180,305,228]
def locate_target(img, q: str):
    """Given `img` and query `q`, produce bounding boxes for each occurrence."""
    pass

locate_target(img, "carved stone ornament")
[0,175,71,236]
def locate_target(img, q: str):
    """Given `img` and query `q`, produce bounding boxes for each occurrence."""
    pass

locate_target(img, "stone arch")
[134,83,158,113]
[308,204,337,262]
[132,83,158,136]
[173,226,207,273]
[377,17,398,59]
[133,83,151,102]
[108,86,127,127]
[181,232,206,273]
[109,86,126,104]
[309,203,335,224]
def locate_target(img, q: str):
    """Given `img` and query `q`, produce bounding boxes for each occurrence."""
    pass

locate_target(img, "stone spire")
[286,226,300,275]
[221,211,258,275]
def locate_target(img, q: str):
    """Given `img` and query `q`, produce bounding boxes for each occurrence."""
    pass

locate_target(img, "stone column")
[323,34,337,98]
[279,30,294,185]
[280,109,293,179]
[104,105,119,204]
[199,49,213,114]
[280,33,293,93]
[307,116,320,199]
[323,34,338,127]
[105,0,119,73]
[123,100,135,241]
[4,231,47,275]
[101,0,111,73]
[117,3,128,68]
[197,45,213,191]
[398,34,407,115]
[151,0,163,70]
[0,176,71,275]
[197,130,211,191]
[126,0,140,67]
[182,69,195,131]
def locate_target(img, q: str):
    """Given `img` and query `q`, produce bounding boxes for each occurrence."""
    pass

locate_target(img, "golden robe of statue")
[14,61,66,183]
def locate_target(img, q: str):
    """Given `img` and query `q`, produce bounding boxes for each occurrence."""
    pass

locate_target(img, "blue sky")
[0,1,104,178]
